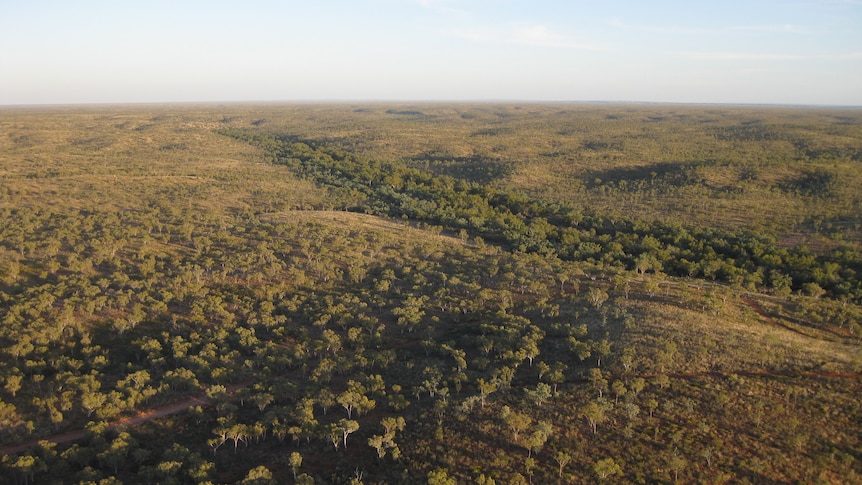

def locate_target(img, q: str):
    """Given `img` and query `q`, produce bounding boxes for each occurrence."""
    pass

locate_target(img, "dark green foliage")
[0,104,859,484]
[408,154,511,185]
[221,129,862,303]
[779,169,839,197]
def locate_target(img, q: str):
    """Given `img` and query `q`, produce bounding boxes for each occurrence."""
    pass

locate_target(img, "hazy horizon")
[3,100,861,109]
[2,0,860,106]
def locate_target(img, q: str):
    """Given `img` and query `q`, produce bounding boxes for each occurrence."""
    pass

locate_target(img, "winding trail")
[3,297,859,457]
[741,296,813,338]
[3,366,859,458]
[0,382,248,457]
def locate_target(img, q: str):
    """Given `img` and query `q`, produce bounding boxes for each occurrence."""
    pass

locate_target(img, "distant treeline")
[221,129,862,302]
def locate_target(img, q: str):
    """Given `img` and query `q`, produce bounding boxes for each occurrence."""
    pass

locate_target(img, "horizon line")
[2,99,861,110]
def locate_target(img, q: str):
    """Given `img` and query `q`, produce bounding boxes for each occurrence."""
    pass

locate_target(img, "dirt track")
[0,382,247,456]
[2,297,858,457]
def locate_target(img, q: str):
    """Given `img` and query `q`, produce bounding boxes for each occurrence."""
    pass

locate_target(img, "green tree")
[338,386,365,419]
[338,418,360,448]
[4,373,23,398]
[770,270,793,298]
[653,373,670,390]
[611,380,627,405]
[546,363,567,394]
[392,295,428,333]
[568,337,591,362]
[588,287,609,309]
[98,431,137,474]
[6,454,46,485]
[554,451,571,478]
[476,378,498,407]
[239,465,276,485]
[289,451,302,480]
[296,473,315,485]
[667,450,687,482]
[581,400,609,434]
[536,361,550,381]
[251,392,274,412]
[316,388,336,415]
[519,329,543,367]
[594,457,623,480]
[588,368,608,398]
[802,282,825,298]
[592,339,612,367]
[381,416,406,436]
[427,467,456,485]
[524,421,552,457]
[368,434,387,459]
[629,377,646,397]
[501,406,532,442]
[526,382,552,407]
[81,391,106,418]
[524,456,536,483]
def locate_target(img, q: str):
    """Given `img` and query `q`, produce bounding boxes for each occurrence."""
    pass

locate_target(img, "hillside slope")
[0,104,859,484]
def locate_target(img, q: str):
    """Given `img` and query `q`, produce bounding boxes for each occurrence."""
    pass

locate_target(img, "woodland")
[0,103,860,484]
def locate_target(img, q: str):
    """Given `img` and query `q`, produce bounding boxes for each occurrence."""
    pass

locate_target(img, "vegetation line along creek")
[0,104,859,484]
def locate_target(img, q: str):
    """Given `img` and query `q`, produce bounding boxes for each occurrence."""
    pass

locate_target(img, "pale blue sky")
[1,0,860,105]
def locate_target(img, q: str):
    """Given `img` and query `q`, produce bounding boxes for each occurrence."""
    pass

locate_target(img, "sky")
[1,0,860,105]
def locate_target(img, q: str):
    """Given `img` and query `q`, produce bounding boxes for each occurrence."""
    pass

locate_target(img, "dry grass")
[0,103,859,484]
[618,286,862,375]
[6,103,860,241]
[0,106,325,213]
